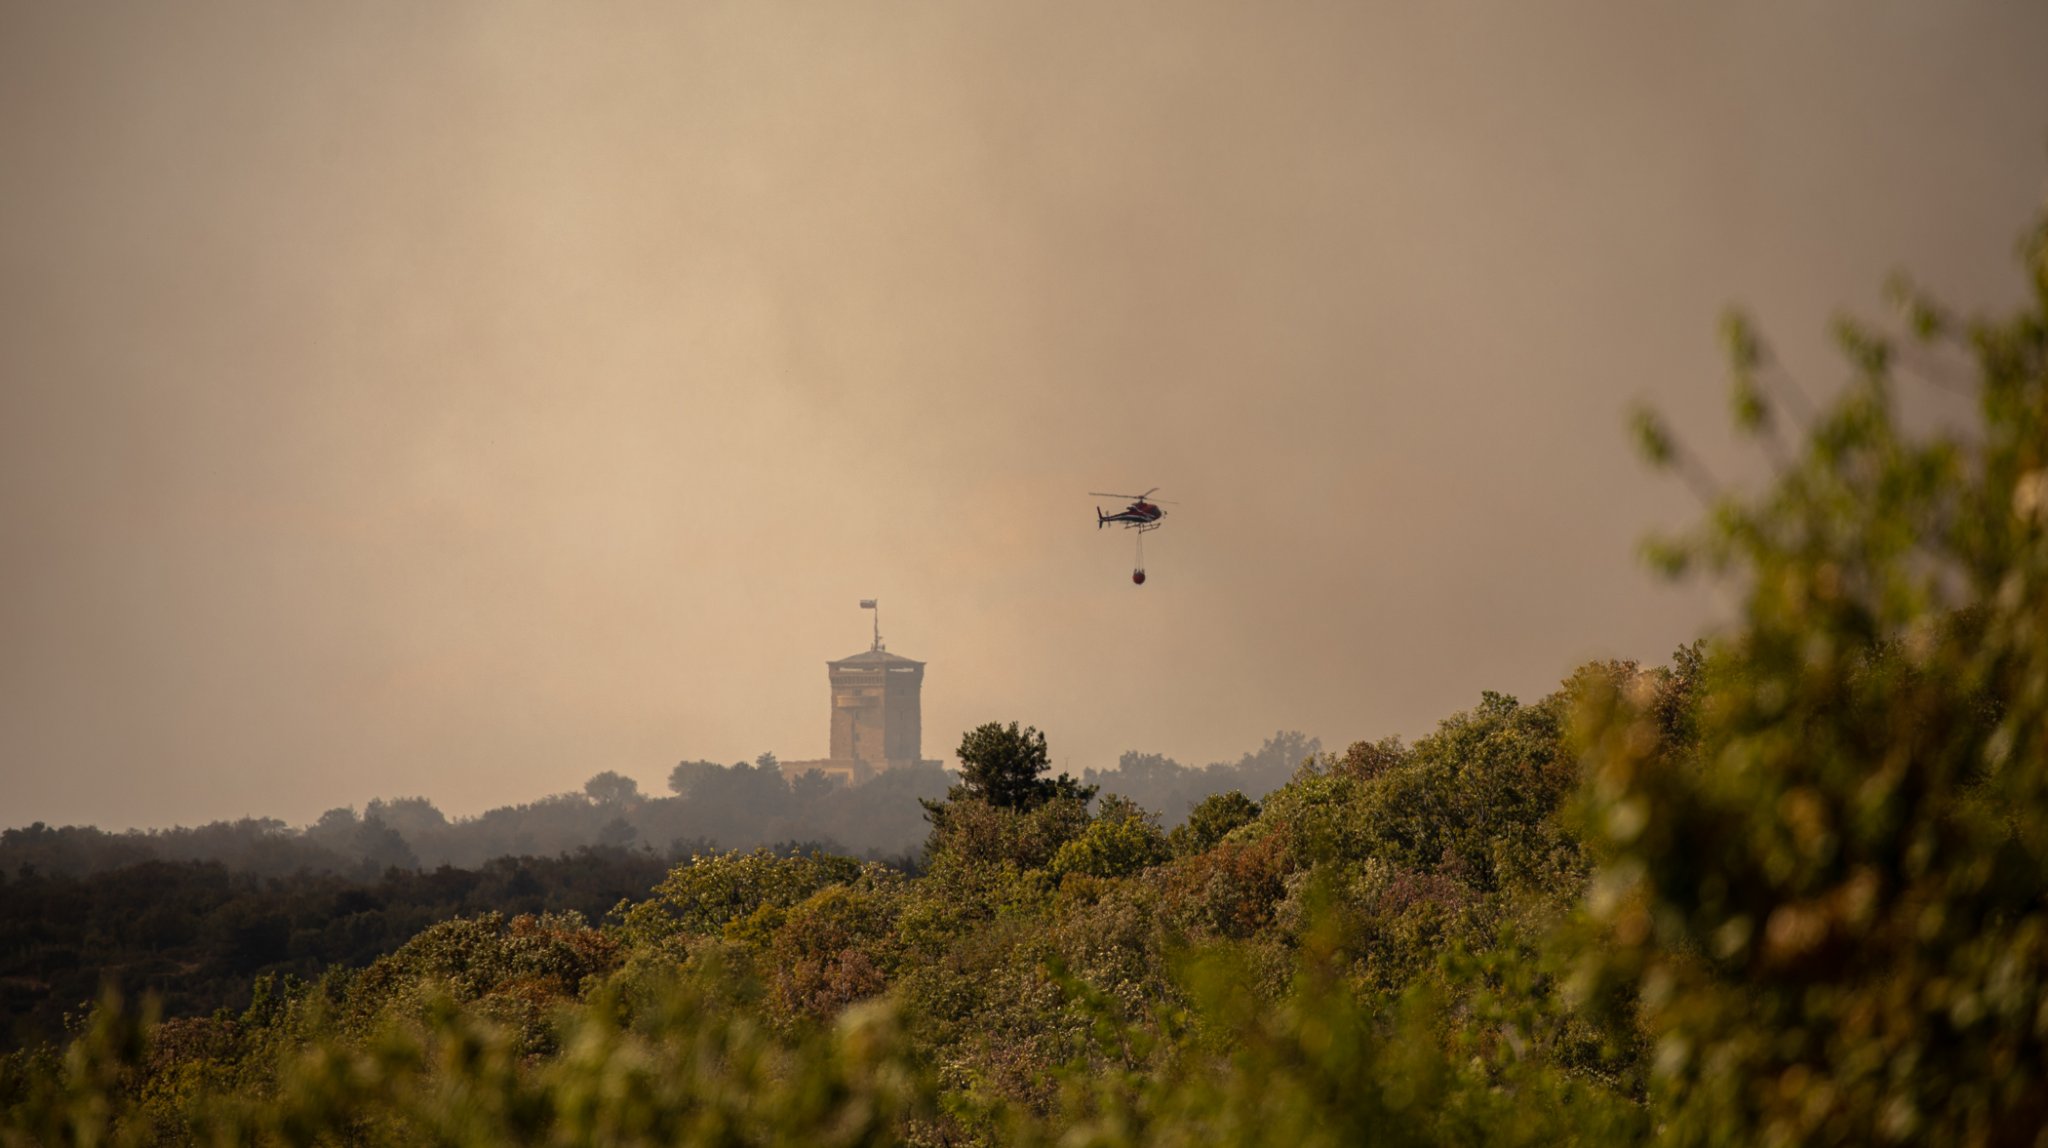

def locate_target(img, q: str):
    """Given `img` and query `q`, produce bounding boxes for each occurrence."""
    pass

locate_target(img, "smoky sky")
[3,2,2045,830]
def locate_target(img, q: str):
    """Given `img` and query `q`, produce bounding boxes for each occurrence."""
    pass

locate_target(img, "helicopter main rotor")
[1088,488,1177,503]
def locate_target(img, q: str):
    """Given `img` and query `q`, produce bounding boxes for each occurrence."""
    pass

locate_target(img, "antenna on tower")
[859,599,881,651]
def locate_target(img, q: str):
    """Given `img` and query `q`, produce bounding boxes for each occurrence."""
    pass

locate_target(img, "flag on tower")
[859,599,877,609]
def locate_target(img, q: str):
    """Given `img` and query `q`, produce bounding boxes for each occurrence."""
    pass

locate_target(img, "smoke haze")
[3,2,2046,828]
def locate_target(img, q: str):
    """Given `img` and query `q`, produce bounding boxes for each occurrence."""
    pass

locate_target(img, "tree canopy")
[951,721,1096,812]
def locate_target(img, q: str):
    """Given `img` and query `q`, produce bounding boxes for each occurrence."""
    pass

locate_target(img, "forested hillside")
[4,217,2045,1145]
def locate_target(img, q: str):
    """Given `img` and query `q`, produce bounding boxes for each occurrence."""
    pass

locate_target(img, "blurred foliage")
[1579,201,2048,1144]
[4,203,2043,1145]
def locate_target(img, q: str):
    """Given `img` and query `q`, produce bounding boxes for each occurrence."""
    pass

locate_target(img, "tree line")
[3,734,1318,883]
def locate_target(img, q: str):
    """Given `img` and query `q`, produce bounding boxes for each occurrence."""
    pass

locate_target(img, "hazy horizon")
[5,2,2047,831]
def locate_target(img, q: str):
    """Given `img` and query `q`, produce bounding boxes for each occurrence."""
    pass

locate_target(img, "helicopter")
[1091,489,1174,584]
[1092,488,1169,530]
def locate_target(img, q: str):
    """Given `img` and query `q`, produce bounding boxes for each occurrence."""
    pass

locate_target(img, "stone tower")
[779,602,934,785]
[827,647,925,769]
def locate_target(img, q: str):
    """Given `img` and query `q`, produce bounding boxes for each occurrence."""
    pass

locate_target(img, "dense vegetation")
[0,738,1314,1056]
[3,213,2043,1144]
